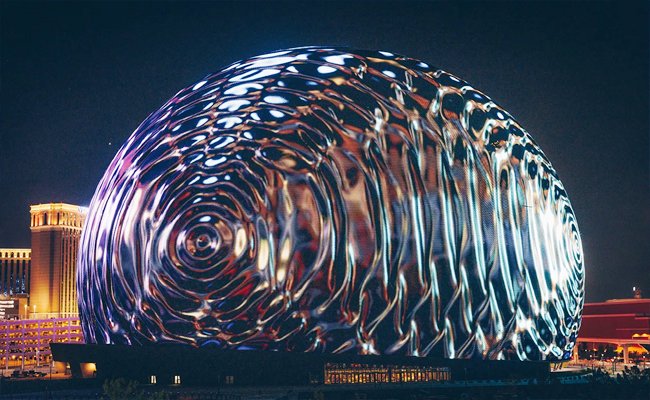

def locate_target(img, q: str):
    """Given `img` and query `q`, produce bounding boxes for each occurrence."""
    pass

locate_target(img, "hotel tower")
[29,203,87,316]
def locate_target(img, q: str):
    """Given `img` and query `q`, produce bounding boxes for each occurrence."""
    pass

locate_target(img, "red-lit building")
[577,298,650,363]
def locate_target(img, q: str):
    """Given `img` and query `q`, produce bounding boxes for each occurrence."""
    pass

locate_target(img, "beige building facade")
[29,203,87,316]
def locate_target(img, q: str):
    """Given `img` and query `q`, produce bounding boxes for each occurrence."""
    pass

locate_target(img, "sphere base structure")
[51,343,550,387]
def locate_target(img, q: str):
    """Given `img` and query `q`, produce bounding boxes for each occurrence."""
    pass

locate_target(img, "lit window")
[150,375,157,384]
[173,375,181,385]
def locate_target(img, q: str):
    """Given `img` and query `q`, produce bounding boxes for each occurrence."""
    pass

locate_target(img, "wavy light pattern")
[78,48,584,361]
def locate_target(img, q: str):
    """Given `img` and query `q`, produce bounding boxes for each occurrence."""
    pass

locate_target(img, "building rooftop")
[0,248,31,258]
[29,203,88,214]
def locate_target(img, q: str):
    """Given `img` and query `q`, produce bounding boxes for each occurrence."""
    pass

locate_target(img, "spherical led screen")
[78,47,584,361]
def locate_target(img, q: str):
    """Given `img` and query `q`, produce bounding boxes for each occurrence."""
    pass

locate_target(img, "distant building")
[29,203,87,316]
[0,249,31,297]
[0,204,86,370]
[1,316,83,369]
[578,298,650,363]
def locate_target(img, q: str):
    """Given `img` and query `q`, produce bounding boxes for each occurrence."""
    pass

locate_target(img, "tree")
[103,378,172,400]
[604,345,616,359]
[103,378,144,400]
[147,391,171,400]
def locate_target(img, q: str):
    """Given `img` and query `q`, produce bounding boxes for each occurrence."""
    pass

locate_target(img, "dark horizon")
[1,1,648,303]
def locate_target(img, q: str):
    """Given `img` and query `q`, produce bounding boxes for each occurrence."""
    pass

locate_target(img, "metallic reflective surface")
[78,47,584,361]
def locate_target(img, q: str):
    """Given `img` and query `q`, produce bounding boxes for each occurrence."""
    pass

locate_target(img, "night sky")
[1,1,648,302]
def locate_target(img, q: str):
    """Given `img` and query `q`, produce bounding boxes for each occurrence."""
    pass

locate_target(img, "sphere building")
[77,47,584,362]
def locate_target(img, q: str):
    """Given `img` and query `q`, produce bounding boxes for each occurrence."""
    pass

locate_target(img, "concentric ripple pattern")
[78,47,584,361]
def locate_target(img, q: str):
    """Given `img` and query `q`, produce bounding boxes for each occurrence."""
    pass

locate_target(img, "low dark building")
[51,343,550,387]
